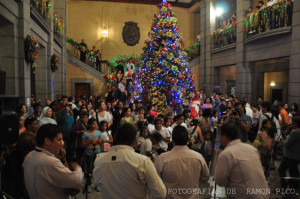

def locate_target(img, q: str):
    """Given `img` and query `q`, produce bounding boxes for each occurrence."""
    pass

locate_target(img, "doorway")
[75,83,90,99]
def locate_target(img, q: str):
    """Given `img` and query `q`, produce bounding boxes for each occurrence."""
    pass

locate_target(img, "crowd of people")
[245,0,294,36]
[1,90,300,198]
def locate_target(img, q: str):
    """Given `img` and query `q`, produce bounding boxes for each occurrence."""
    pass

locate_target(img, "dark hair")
[164,117,172,124]
[122,107,131,117]
[262,102,271,112]
[137,121,148,130]
[271,104,279,120]
[139,125,148,136]
[157,114,165,121]
[25,117,37,129]
[150,132,162,142]
[261,119,270,131]
[96,100,105,109]
[17,104,27,114]
[292,103,299,112]
[68,96,74,102]
[258,1,264,4]
[248,131,256,143]
[255,5,260,9]
[147,104,153,112]
[18,132,35,156]
[61,95,68,100]
[190,119,199,126]
[115,123,137,146]
[147,115,155,124]
[172,126,188,145]
[36,124,63,147]
[202,108,212,117]
[99,120,108,130]
[80,110,89,118]
[88,118,97,126]
[220,123,239,141]
[154,118,163,125]
[33,102,42,110]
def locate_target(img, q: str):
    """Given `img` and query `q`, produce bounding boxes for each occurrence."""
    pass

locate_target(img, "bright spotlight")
[215,7,223,17]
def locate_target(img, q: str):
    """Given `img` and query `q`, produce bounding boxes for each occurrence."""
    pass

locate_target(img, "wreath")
[51,54,59,72]
[24,35,39,69]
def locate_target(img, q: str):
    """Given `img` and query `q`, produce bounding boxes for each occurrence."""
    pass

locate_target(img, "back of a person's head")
[115,123,137,146]
[220,123,239,141]
[172,126,188,145]
[202,108,212,117]
[150,132,162,142]
[36,124,62,148]
[262,101,271,111]
[147,115,155,124]
[18,132,36,155]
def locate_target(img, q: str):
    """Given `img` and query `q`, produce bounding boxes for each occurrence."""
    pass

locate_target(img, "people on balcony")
[80,39,88,63]
[89,46,96,68]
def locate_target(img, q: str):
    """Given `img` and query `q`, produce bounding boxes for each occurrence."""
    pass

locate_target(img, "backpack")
[263,114,277,139]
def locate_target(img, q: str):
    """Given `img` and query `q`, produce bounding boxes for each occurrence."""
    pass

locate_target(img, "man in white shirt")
[23,124,84,199]
[155,126,210,199]
[152,118,170,154]
[93,123,166,199]
[214,123,269,199]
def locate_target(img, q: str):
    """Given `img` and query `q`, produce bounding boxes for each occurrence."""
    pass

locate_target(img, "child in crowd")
[136,126,149,153]
[99,120,113,152]
[140,132,162,163]
[81,118,102,192]
[202,131,214,169]
[147,115,155,133]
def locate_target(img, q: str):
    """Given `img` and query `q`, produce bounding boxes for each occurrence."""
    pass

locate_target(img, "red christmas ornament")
[173,79,178,83]
[162,48,168,53]
[180,76,184,80]
[165,76,171,82]
[171,44,176,49]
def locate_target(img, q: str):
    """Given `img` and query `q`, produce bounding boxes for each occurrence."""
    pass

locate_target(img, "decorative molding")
[244,27,292,44]
[30,7,51,34]
[211,43,236,54]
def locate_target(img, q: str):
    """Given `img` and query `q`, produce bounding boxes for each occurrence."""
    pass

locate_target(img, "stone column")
[17,0,32,105]
[199,0,214,95]
[288,0,300,104]
[54,0,67,97]
[199,0,206,92]
[235,0,252,101]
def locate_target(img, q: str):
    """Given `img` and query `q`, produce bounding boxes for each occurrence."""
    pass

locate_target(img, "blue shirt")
[82,130,101,155]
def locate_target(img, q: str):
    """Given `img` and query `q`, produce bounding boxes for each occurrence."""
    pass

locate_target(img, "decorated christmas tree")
[136,0,196,112]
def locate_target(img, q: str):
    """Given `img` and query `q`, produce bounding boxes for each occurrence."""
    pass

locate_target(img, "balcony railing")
[67,42,112,76]
[244,1,294,37]
[187,42,200,61]
[30,0,51,23]
[211,25,236,49]
[53,13,63,43]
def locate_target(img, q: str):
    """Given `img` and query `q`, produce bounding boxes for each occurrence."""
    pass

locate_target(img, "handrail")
[66,42,112,76]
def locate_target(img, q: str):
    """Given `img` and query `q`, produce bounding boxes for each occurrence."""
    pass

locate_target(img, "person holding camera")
[224,102,252,142]
[23,124,84,199]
